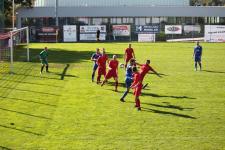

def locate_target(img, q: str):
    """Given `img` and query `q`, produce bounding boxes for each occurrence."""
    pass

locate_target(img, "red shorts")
[126,57,133,63]
[105,70,118,79]
[134,83,143,97]
[98,67,106,76]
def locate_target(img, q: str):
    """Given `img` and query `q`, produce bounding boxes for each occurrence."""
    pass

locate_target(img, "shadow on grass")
[202,70,225,74]
[106,89,124,93]
[142,92,196,99]
[142,102,194,111]
[0,96,57,107]
[0,107,51,120]
[49,64,78,80]
[141,107,196,119]
[15,47,123,64]
[105,81,126,88]
[0,145,13,150]
[0,124,44,136]
[2,72,62,80]
[0,85,60,96]
[149,72,169,76]
[0,78,63,88]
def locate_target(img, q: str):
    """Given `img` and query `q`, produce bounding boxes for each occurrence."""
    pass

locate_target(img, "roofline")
[17,6,225,18]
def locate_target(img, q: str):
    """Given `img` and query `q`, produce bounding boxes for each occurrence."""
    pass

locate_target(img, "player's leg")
[136,97,141,111]
[120,88,130,102]
[45,60,49,72]
[92,64,98,82]
[135,84,142,111]
[194,60,198,71]
[198,59,202,71]
[40,64,45,74]
[102,70,112,87]
[40,59,45,74]
[97,68,101,84]
[101,72,109,87]
[101,78,107,87]
[135,95,141,111]
[134,95,139,107]
[120,78,131,102]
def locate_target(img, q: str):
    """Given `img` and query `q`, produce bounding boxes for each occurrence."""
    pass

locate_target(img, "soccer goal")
[0,27,30,74]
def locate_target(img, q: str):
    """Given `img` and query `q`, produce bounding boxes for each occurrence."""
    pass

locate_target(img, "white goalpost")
[8,27,30,73]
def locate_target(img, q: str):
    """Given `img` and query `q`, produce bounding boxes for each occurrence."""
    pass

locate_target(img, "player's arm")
[193,48,196,58]
[91,54,96,61]
[39,52,43,60]
[135,62,141,66]
[149,67,162,78]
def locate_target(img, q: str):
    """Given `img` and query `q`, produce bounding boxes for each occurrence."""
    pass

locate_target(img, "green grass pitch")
[0,42,225,150]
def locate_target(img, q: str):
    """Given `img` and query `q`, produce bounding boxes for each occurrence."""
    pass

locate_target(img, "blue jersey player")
[193,41,202,71]
[91,48,102,82]
[120,58,136,102]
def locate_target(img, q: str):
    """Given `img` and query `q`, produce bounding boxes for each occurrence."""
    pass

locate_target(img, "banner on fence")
[80,25,106,41]
[204,25,225,42]
[165,25,182,34]
[38,27,59,42]
[112,25,130,36]
[80,25,106,33]
[136,25,160,34]
[184,25,201,33]
[80,34,106,41]
[63,25,77,42]
[138,34,155,42]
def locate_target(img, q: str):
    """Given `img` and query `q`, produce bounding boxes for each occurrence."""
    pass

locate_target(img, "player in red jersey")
[101,55,119,92]
[124,44,135,68]
[130,66,142,111]
[97,48,108,84]
[137,60,161,83]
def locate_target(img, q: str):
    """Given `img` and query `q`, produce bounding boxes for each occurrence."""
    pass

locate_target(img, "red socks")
[135,99,140,108]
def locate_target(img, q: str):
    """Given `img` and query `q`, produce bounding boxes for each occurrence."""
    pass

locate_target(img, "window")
[135,18,146,25]
[92,18,103,25]
[122,17,134,24]
[78,17,89,24]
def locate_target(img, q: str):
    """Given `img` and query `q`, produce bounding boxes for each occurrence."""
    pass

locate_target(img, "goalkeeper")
[39,47,49,74]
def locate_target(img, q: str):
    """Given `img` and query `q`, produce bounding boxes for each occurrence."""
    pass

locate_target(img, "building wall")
[34,0,190,7]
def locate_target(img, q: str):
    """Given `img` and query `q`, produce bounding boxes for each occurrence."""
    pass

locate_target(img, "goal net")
[0,27,29,74]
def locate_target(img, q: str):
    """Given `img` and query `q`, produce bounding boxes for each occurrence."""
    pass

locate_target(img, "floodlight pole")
[55,0,59,26]
[12,0,15,30]
[26,27,30,62]
[10,31,13,73]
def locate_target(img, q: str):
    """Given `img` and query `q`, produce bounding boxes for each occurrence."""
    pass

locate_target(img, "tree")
[190,0,225,6]
[4,0,34,27]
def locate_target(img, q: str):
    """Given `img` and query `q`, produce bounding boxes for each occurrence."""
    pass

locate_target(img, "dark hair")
[132,66,137,72]
[146,60,150,64]
[130,58,135,63]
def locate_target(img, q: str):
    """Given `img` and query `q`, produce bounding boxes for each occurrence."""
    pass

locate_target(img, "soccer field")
[0,42,225,150]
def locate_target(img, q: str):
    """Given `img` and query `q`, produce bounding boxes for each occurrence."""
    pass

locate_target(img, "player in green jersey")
[39,47,49,74]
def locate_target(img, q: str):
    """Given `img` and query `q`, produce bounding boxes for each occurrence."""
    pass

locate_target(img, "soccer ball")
[120,63,125,68]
